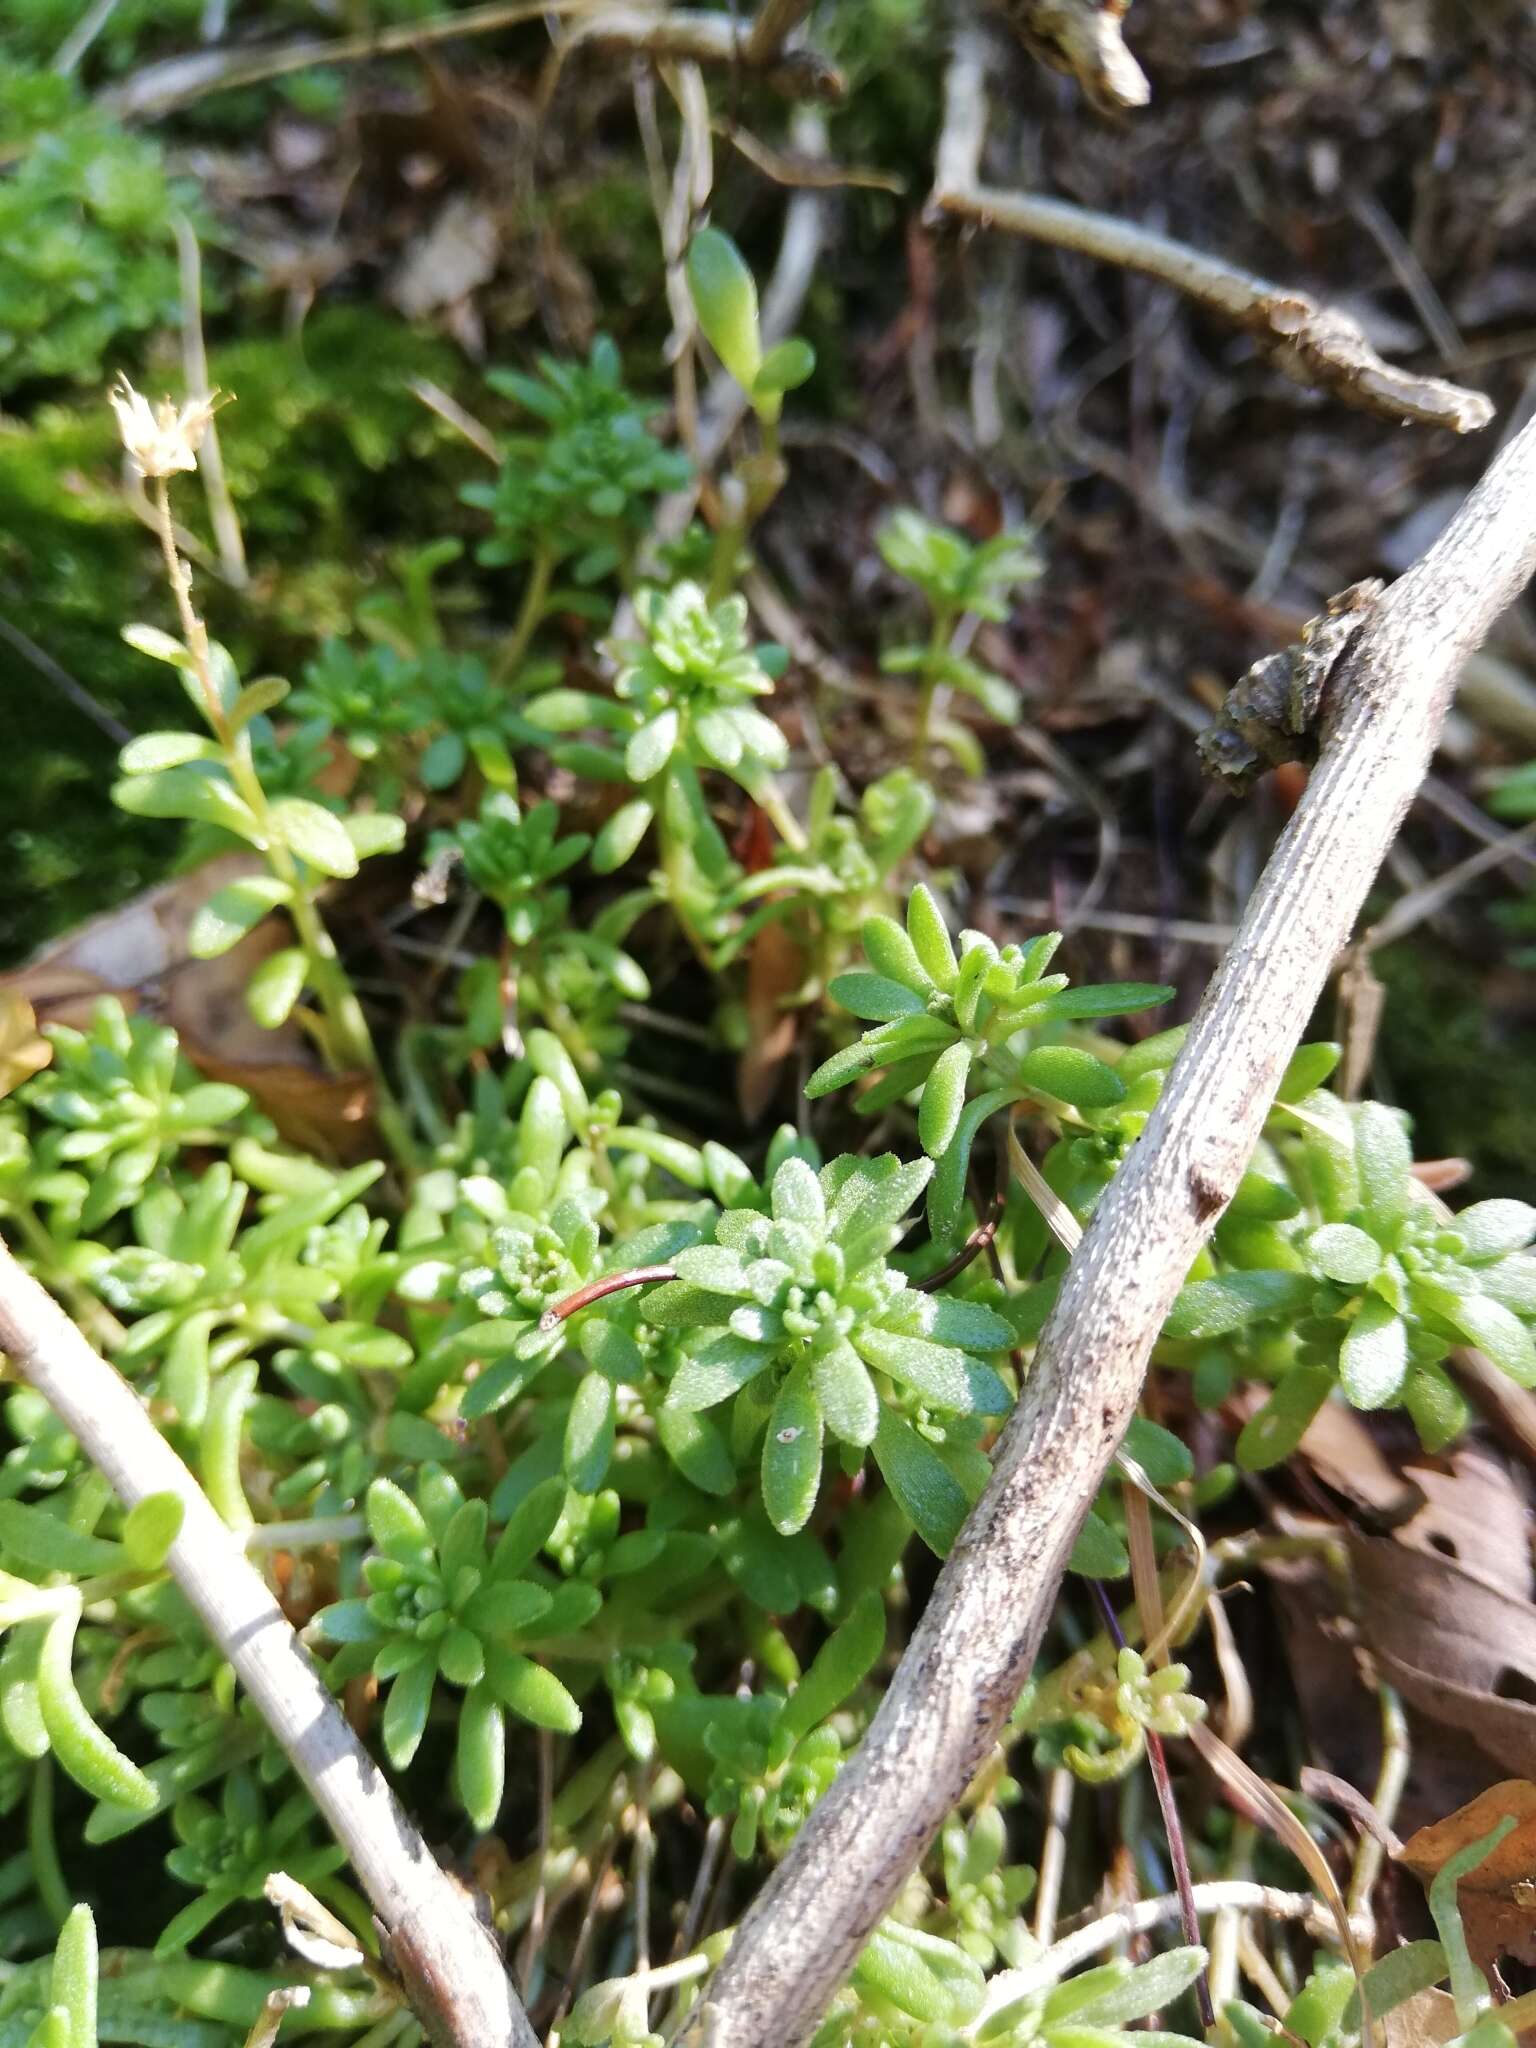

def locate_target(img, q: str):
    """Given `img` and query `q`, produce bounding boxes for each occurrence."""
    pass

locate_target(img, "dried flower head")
[109,375,225,479]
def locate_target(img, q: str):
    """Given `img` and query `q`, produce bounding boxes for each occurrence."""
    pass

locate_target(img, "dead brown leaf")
[1394,1448,1533,1600]
[1351,1533,1536,1783]
[738,918,804,1126]
[0,992,51,1100]
[0,857,374,1160]
[1271,1390,1426,1528]
[1399,1781,1536,1973]
[1385,1988,1462,2048]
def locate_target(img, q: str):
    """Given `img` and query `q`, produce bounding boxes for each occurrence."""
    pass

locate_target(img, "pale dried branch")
[0,1239,535,2048]
[1001,0,1149,111]
[676,411,1536,2048]
[101,0,587,119]
[1032,1879,1347,1982]
[928,44,1492,433]
[102,0,841,122]
[549,5,844,100]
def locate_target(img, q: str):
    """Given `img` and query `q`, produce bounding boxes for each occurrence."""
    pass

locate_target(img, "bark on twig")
[0,1240,535,2048]
[677,413,1536,2048]
[928,43,1492,434]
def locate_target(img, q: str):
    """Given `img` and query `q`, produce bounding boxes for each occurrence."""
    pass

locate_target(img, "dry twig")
[102,0,841,122]
[928,38,1493,434]
[0,1239,536,2048]
[547,5,844,101]
[676,410,1536,2048]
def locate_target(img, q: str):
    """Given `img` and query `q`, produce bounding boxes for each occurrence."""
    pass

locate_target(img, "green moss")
[0,308,478,965]
[1374,941,1536,1202]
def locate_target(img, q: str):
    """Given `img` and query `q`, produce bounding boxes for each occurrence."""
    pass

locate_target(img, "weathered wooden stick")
[0,1241,537,2048]
[678,414,1536,2048]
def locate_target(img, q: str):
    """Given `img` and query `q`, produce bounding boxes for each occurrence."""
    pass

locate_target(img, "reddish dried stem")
[539,1266,679,1330]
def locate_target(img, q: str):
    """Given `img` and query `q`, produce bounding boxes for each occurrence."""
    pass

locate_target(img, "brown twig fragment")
[1001,0,1150,112]
[0,1239,536,2048]
[927,42,1493,434]
[676,409,1536,2048]
[539,1266,679,1330]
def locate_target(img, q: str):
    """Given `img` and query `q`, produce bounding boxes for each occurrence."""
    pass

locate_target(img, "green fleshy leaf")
[1455,1200,1536,1260]
[828,972,926,1023]
[564,1371,616,1494]
[1163,1270,1314,1341]
[856,1326,969,1410]
[382,1655,437,1769]
[118,731,219,773]
[1015,1044,1125,1110]
[485,1646,581,1734]
[685,226,762,389]
[246,946,308,1030]
[270,796,359,878]
[780,1589,885,1746]
[812,1343,881,1447]
[906,884,958,986]
[1235,1366,1335,1471]
[456,1684,505,1829]
[1307,1222,1383,1286]
[1069,1509,1129,1578]
[37,1602,156,1811]
[924,1296,1013,1353]
[872,1409,971,1558]
[1442,1293,1536,1385]
[667,1335,773,1412]
[656,1404,737,1495]
[753,336,815,396]
[626,708,680,783]
[112,765,257,839]
[491,1477,567,1580]
[761,1369,823,1535]
[1024,982,1174,1023]
[591,797,653,873]
[861,913,935,995]
[187,875,292,960]
[1354,1101,1412,1240]
[805,1040,878,1098]
[1340,1297,1408,1408]
[121,1493,184,1573]
[917,1040,973,1160]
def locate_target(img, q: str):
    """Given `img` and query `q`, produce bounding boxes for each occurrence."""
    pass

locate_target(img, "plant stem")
[539,1266,679,1329]
[1092,1580,1216,2031]
[245,1513,367,1553]
[650,782,716,970]
[27,1760,71,1930]
[496,546,555,684]
[911,607,954,768]
[148,480,416,1175]
[1346,1681,1408,1928]
[752,778,807,853]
